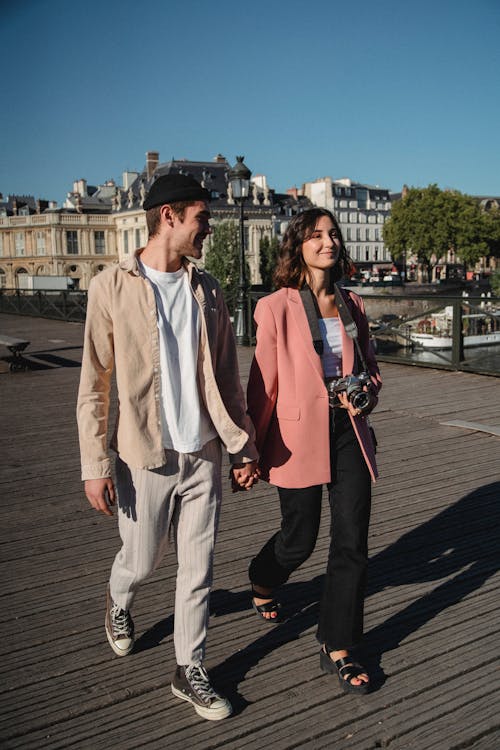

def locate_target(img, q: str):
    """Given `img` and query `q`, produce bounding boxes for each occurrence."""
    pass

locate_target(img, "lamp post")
[228,155,252,345]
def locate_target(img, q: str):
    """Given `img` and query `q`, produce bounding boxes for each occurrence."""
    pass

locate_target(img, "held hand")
[231,461,261,492]
[337,389,377,417]
[84,477,116,517]
[336,391,362,417]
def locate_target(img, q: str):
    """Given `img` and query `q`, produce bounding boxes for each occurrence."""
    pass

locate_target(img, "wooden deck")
[1,312,499,750]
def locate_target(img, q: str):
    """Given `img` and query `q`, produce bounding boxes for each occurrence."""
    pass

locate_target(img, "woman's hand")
[336,391,363,417]
[231,461,261,492]
[337,387,378,417]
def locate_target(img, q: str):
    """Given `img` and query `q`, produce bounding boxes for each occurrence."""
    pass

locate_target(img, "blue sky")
[1,0,499,204]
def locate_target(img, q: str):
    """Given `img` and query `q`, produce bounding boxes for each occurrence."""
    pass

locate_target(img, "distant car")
[382,275,403,286]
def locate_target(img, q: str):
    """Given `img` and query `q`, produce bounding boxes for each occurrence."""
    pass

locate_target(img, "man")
[77,173,259,721]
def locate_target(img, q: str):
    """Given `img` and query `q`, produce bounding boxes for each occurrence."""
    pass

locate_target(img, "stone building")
[0,152,306,290]
[291,176,393,273]
[0,187,116,290]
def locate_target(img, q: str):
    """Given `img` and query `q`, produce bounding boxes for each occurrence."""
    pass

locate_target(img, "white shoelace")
[185,664,219,701]
[110,604,132,637]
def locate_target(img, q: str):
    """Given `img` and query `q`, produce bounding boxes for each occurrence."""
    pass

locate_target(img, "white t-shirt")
[140,261,216,453]
[319,317,343,378]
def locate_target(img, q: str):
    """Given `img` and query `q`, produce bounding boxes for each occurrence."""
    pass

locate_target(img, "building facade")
[0,152,306,290]
[293,176,393,274]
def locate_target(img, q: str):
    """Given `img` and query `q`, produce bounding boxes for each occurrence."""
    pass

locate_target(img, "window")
[66,231,79,254]
[135,228,141,249]
[356,228,362,241]
[124,230,129,254]
[349,212,357,223]
[365,248,370,261]
[340,212,348,223]
[94,231,105,255]
[339,200,347,208]
[346,228,352,240]
[374,247,379,261]
[357,189,368,209]
[36,231,46,256]
[15,232,25,256]
[0,269,5,288]
[0,234,3,257]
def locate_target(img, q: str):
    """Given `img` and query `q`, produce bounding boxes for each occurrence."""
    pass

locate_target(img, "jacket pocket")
[276,404,300,421]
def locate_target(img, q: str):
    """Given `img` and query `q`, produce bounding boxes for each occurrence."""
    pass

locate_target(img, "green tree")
[259,235,280,290]
[491,269,500,296]
[383,185,496,281]
[204,221,249,315]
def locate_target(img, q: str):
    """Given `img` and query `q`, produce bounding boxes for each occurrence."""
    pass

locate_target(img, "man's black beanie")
[143,173,210,210]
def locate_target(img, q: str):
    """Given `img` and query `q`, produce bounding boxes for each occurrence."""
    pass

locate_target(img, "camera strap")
[333,283,369,373]
[299,285,323,355]
[299,283,368,373]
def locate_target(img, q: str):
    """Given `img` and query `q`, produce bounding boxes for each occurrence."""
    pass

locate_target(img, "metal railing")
[247,290,500,377]
[0,288,87,322]
[2,287,499,376]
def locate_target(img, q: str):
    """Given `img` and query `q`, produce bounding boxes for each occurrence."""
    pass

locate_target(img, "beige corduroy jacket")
[76,252,257,481]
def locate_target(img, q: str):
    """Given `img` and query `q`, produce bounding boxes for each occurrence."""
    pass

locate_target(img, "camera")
[327,372,374,414]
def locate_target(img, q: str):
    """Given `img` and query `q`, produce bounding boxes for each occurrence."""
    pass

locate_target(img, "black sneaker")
[171,664,232,720]
[105,587,135,656]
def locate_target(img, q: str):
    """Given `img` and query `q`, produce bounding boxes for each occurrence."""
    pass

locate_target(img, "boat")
[409,305,500,350]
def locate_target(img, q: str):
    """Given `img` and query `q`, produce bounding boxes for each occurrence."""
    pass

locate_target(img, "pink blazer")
[247,287,382,488]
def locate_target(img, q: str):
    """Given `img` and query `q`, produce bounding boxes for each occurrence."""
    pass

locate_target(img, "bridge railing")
[247,290,500,377]
[1,287,498,376]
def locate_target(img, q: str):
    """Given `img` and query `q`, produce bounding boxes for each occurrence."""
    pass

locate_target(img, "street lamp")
[228,155,252,345]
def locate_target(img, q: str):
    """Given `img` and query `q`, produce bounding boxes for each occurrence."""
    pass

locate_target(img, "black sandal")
[320,647,369,694]
[251,587,282,624]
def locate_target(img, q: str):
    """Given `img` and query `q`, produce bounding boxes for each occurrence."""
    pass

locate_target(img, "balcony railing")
[0,213,113,227]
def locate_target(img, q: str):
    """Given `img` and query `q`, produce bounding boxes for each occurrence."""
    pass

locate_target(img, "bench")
[0,335,31,372]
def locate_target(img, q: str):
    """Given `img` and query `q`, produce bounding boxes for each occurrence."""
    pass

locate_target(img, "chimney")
[73,179,87,196]
[146,151,159,180]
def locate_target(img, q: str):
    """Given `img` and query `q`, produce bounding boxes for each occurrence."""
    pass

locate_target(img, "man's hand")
[84,477,116,517]
[231,461,260,492]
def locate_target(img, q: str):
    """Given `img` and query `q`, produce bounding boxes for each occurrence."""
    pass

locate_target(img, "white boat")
[410,330,500,349]
[409,306,500,350]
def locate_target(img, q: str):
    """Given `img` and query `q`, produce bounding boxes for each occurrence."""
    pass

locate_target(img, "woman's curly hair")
[273,208,352,289]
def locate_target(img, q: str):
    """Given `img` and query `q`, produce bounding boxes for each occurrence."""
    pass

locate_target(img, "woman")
[247,208,381,694]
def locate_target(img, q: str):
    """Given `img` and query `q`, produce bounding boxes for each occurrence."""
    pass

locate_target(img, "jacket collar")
[119,250,196,280]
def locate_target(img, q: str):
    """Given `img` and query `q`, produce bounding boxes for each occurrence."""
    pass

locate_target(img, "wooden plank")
[1,313,499,750]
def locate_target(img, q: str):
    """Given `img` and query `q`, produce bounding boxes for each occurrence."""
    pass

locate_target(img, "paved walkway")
[1,313,499,749]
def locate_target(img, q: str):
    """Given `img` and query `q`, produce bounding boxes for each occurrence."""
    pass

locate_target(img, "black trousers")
[249,409,371,650]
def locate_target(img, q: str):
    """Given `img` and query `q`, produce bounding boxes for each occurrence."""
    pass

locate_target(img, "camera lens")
[352,391,370,411]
